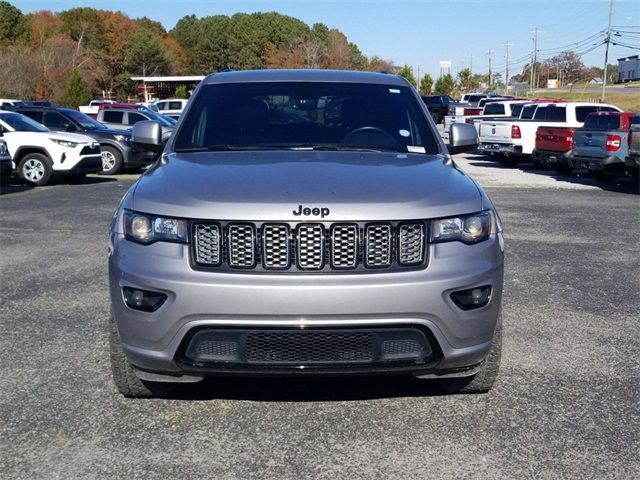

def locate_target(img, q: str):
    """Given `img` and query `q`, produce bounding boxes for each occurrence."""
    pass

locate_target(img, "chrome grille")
[297,224,324,270]
[331,224,358,268]
[228,224,256,267]
[194,224,221,265]
[365,224,392,267]
[192,221,427,272]
[399,224,425,265]
[262,224,290,269]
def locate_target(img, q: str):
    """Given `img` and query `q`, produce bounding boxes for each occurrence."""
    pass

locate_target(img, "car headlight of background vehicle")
[123,210,188,244]
[431,211,492,244]
[50,138,78,148]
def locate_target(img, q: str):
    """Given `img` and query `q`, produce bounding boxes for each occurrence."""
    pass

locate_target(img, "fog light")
[450,286,492,311]
[122,287,167,312]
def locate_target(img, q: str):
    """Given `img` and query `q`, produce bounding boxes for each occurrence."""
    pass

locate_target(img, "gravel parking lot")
[1,156,638,479]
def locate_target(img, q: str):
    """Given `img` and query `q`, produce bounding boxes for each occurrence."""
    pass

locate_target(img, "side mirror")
[132,120,163,153]
[448,123,478,155]
[64,122,77,132]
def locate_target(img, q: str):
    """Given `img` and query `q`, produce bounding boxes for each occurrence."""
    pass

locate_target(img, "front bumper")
[60,155,102,175]
[124,145,157,168]
[109,233,504,377]
[0,158,12,177]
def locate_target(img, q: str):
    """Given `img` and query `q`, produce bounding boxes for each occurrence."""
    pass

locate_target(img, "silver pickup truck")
[108,70,505,398]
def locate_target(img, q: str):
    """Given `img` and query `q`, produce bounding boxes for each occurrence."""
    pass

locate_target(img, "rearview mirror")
[448,123,478,155]
[132,120,164,153]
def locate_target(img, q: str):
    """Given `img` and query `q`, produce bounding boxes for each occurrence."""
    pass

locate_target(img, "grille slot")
[330,224,359,268]
[194,224,221,265]
[262,224,290,269]
[399,224,425,265]
[228,224,256,268]
[246,331,374,364]
[296,224,325,270]
[192,221,427,272]
[365,224,392,267]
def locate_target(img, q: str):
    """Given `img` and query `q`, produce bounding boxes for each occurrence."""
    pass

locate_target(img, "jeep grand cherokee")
[108,69,504,397]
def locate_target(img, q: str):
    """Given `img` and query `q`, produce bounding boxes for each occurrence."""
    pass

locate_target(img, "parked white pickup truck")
[79,100,116,117]
[477,102,621,166]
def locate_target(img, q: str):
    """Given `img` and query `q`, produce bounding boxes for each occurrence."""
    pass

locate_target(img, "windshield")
[62,109,106,130]
[137,107,174,127]
[0,112,49,132]
[174,82,438,154]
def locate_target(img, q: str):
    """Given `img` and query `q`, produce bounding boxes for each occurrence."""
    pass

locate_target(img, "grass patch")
[531,91,639,111]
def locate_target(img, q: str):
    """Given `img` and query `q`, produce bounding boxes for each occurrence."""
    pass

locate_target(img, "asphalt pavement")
[0,158,638,480]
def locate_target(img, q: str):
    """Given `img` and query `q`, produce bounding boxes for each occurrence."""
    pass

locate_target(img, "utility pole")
[487,49,492,88]
[504,41,512,94]
[602,0,615,102]
[530,27,539,90]
[470,54,473,74]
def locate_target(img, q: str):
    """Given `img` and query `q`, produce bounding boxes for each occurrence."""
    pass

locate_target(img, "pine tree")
[63,68,91,108]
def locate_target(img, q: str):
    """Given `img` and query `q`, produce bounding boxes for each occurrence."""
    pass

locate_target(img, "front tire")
[100,146,123,175]
[438,313,502,394]
[109,312,175,398]
[18,153,53,186]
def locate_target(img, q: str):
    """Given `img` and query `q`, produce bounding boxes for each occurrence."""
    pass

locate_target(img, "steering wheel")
[342,126,399,148]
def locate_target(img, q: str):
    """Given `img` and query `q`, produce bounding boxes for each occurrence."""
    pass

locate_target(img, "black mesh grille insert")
[246,331,374,364]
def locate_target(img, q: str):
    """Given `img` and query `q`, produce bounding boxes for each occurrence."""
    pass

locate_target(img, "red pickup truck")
[532,126,576,172]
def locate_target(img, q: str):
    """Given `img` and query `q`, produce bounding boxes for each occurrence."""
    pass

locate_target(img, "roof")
[204,69,408,86]
[617,55,638,61]
[130,76,206,82]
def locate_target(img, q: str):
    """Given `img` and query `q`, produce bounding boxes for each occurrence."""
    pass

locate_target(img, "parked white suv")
[0,110,102,185]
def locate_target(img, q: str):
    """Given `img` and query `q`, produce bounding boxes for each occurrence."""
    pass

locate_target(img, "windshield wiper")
[174,144,235,152]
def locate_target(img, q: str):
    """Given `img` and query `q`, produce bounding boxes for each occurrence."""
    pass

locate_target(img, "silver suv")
[109,70,504,397]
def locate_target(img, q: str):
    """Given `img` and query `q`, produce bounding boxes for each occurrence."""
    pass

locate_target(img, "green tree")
[0,1,29,44]
[434,73,455,95]
[174,85,187,99]
[124,28,169,76]
[59,7,106,52]
[397,65,417,87]
[456,68,480,92]
[418,73,433,95]
[62,68,90,108]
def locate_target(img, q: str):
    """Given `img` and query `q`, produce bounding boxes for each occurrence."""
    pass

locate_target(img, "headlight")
[50,138,78,148]
[431,211,492,244]
[0,142,7,155]
[114,135,130,143]
[123,211,188,245]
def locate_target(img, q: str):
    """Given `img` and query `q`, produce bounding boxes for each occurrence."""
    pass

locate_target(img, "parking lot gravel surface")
[1,156,638,479]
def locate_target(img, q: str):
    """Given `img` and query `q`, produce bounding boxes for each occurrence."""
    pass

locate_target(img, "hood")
[131,151,483,221]
[47,131,99,144]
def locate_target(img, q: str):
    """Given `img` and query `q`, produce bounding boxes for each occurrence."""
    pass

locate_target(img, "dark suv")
[10,105,155,174]
[421,95,457,124]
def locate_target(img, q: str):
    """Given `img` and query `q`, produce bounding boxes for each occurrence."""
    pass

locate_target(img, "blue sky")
[16,0,640,79]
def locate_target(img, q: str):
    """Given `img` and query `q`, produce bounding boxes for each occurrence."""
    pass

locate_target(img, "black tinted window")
[534,106,566,122]
[521,105,537,119]
[175,82,438,154]
[483,103,505,115]
[44,112,69,129]
[19,110,44,123]
[575,106,600,123]
[583,115,621,130]
[103,111,124,123]
[510,104,524,117]
[127,112,148,125]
